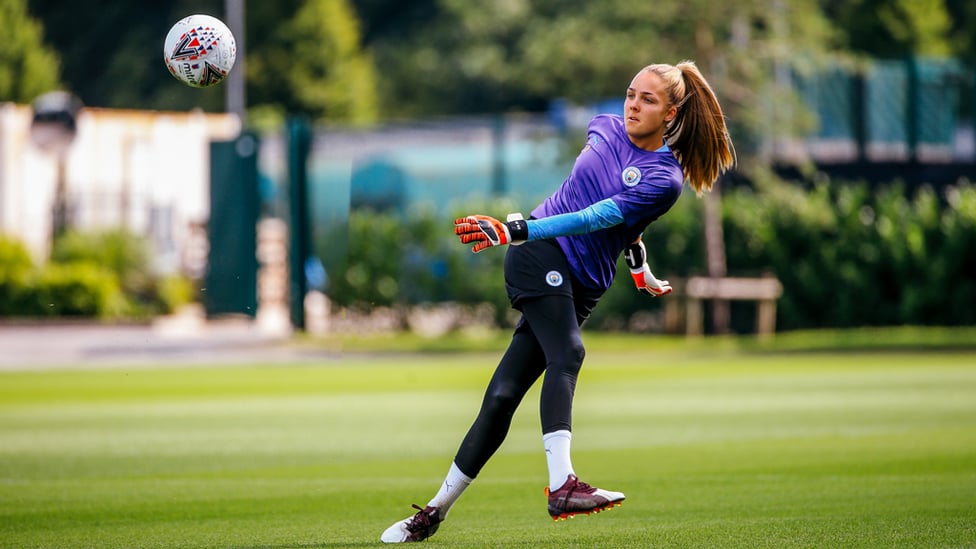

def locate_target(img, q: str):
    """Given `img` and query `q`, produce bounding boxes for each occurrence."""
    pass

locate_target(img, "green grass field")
[1,331,975,548]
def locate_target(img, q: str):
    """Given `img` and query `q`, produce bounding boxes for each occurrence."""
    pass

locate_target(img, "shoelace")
[568,479,596,496]
[405,504,434,534]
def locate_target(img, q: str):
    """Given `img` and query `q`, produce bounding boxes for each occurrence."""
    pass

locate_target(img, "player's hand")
[624,238,672,297]
[631,264,673,297]
[454,214,527,253]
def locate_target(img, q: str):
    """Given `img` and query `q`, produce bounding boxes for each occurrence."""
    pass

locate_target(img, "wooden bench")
[683,276,783,339]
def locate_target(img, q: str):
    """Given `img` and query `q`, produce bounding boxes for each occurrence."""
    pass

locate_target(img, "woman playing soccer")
[382,60,735,543]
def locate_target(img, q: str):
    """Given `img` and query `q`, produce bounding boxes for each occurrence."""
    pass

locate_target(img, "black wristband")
[624,242,645,270]
[505,219,529,241]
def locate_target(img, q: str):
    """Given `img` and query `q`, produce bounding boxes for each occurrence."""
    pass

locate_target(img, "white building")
[0,103,240,273]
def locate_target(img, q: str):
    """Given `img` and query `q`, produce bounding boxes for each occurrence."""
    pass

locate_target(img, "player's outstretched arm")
[454,198,624,253]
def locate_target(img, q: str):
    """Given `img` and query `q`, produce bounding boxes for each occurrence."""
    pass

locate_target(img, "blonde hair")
[642,61,735,195]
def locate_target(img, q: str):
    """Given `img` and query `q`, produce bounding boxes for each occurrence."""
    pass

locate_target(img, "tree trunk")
[696,17,731,334]
[703,182,730,334]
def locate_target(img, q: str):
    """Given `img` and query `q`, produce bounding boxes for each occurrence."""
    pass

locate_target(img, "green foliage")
[325,178,975,332]
[359,0,840,160]
[326,207,403,310]
[22,0,378,119]
[824,0,953,57]
[882,0,952,56]
[947,0,976,65]
[156,274,195,314]
[0,0,61,102]
[31,262,125,317]
[24,0,228,111]
[721,178,976,329]
[323,193,681,329]
[51,229,151,295]
[247,0,378,124]
[325,202,510,324]
[0,236,35,315]
[0,235,33,284]
[17,0,976,143]
[48,229,194,317]
[0,230,194,319]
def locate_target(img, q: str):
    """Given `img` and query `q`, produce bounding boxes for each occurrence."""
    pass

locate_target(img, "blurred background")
[1,0,974,340]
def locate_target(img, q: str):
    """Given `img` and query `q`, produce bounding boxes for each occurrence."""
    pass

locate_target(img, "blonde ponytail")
[643,61,735,195]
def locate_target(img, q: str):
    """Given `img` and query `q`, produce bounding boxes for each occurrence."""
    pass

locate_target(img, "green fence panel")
[204,134,259,318]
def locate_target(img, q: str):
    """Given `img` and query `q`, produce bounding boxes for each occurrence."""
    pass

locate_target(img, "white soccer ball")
[163,14,237,88]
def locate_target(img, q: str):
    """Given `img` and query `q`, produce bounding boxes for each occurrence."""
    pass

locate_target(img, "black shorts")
[504,239,603,323]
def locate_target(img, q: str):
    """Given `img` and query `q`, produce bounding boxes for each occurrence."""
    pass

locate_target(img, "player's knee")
[484,381,523,416]
[571,336,585,363]
[559,336,585,375]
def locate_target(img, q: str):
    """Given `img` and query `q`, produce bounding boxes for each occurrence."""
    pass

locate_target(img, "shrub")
[51,229,154,300]
[721,178,976,329]
[50,229,193,317]
[156,274,195,314]
[0,236,34,316]
[321,201,513,325]
[1,230,194,319]
[31,262,125,317]
[324,177,976,332]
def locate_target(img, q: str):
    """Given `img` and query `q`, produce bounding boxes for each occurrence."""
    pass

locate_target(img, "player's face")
[624,70,677,150]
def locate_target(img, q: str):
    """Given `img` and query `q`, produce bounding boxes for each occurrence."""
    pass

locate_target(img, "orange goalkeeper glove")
[454,213,528,253]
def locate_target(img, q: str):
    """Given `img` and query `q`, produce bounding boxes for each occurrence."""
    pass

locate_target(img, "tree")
[0,0,61,102]
[359,0,838,156]
[247,0,378,125]
[946,0,976,65]
[351,0,439,47]
[822,0,952,57]
[27,0,377,124]
[26,0,227,111]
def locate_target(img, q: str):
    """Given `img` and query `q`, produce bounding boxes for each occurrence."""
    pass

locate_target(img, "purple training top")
[530,114,684,291]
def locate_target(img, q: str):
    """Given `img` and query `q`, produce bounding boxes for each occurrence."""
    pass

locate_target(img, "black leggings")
[453,294,585,478]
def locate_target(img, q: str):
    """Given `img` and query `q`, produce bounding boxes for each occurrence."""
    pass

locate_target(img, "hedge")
[321,178,976,331]
[5,179,970,329]
[0,230,194,319]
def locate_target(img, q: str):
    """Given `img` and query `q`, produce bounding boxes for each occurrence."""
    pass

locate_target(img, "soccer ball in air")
[163,14,236,88]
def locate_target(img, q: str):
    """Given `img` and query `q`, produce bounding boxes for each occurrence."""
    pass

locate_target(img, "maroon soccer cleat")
[546,474,625,521]
[381,504,442,543]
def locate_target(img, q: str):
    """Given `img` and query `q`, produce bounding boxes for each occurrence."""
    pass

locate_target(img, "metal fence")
[795,56,973,162]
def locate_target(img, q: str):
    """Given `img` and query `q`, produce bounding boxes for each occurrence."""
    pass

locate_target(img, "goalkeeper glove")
[624,239,673,297]
[454,213,528,253]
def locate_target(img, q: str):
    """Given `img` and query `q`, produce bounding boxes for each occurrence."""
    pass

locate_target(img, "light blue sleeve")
[525,198,624,241]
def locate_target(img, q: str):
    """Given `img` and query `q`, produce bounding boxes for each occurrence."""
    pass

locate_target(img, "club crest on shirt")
[545,270,564,287]
[622,166,642,187]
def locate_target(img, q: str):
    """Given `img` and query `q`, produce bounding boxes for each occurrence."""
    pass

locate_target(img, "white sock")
[426,461,473,519]
[543,430,575,490]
